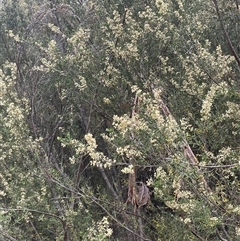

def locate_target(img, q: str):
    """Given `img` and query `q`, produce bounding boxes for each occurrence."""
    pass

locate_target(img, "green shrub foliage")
[0,0,240,240]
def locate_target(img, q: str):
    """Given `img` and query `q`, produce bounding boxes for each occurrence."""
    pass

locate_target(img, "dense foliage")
[0,0,240,240]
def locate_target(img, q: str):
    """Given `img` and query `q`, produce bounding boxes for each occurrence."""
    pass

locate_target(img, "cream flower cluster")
[86,216,113,240]
[85,133,115,168]
[200,82,228,121]
[121,164,134,174]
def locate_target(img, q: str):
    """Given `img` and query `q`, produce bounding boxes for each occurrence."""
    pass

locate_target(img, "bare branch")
[0,229,19,241]
[98,166,121,201]
[0,207,63,222]
[91,195,151,241]
[212,0,240,66]
[216,228,228,241]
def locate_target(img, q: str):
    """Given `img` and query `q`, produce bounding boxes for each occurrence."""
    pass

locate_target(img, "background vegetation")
[0,0,240,240]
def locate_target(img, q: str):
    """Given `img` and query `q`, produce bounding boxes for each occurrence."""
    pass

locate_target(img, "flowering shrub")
[0,0,240,240]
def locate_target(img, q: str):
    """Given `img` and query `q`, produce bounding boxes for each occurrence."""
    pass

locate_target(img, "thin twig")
[216,228,228,241]
[0,208,63,222]
[29,220,42,241]
[91,196,151,241]
[221,224,232,241]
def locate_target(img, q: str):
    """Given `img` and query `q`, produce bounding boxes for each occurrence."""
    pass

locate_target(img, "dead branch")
[125,93,151,240]
[126,94,140,213]
[212,0,240,66]
[156,93,212,192]
[126,167,138,213]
